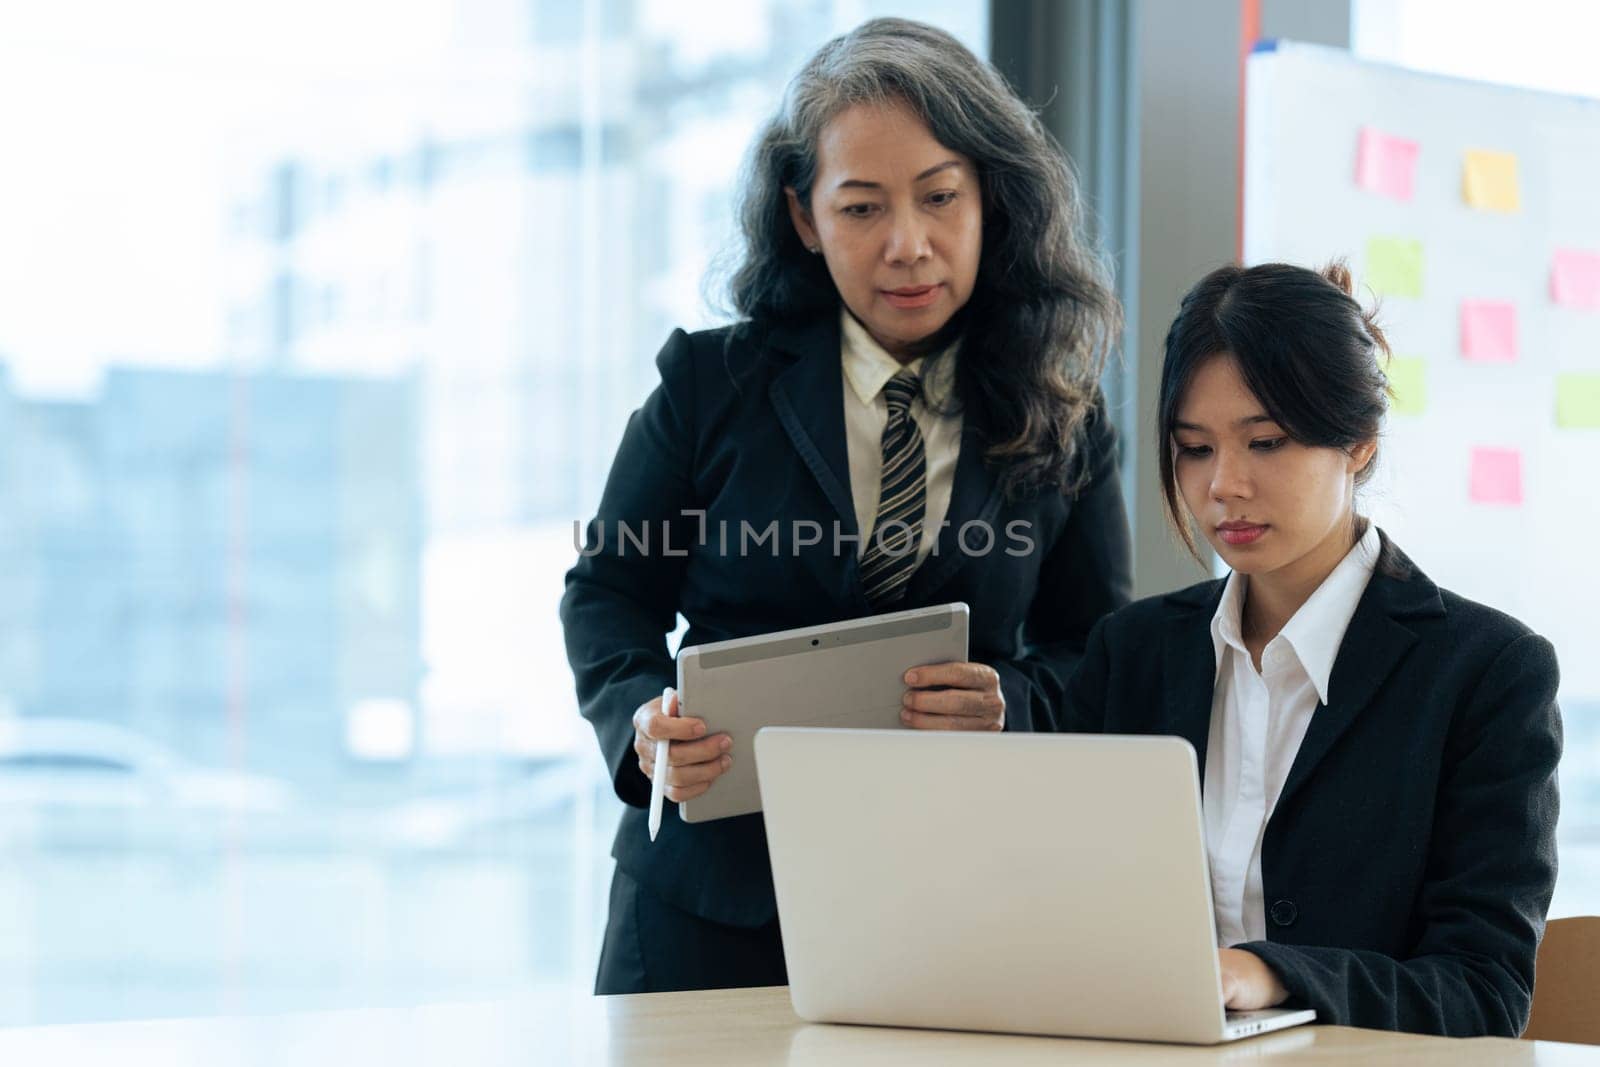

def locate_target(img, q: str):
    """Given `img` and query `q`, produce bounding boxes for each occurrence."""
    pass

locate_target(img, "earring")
[807,245,820,254]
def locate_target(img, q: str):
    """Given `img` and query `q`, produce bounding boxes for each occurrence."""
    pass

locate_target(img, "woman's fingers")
[634,732,731,765]
[903,662,1000,691]
[668,734,731,765]
[638,751,733,790]
[630,693,729,791]
[901,661,1005,731]
[636,735,733,774]
[1216,948,1289,1010]
[668,753,733,788]
[632,701,707,742]
[664,780,713,804]
[901,709,998,732]
[902,687,1004,718]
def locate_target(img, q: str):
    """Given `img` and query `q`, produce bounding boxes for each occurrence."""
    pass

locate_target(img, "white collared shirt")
[840,308,963,564]
[1203,524,1381,946]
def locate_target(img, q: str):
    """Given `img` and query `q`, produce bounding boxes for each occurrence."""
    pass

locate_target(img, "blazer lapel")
[766,313,857,534]
[767,313,1002,608]
[1160,582,1226,778]
[904,416,1004,602]
[1275,534,1445,812]
[765,313,871,611]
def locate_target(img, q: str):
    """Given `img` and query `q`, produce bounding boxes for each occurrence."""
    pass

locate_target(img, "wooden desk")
[0,984,1595,1064]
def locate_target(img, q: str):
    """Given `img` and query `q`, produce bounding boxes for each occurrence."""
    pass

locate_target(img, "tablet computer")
[675,602,968,824]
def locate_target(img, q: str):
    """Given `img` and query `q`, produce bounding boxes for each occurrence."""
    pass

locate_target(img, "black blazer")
[1061,533,1561,1037]
[562,313,1132,927]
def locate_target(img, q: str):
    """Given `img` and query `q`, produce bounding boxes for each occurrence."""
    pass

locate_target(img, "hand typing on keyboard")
[1219,948,1290,1011]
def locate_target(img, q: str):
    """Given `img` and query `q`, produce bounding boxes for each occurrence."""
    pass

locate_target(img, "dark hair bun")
[1320,260,1357,298]
[1321,258,1391,359]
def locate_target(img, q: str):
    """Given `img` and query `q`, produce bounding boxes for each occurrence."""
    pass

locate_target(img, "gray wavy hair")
[726,17,1122,498]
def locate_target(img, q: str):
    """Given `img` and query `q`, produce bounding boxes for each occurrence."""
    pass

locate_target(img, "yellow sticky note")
[1387,356,1426,415]
[1462,149,1521,213]
[1366,236,1423,298]
[1557,373,1600,428]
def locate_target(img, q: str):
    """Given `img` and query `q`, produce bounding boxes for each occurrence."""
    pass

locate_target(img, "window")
[0,0,985,1025]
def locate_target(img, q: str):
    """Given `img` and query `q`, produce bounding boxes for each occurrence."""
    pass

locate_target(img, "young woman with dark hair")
[1063,260,1561,1037]
[561,17,1133,994]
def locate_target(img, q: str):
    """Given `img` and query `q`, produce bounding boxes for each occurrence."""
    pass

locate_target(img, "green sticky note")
[1557,373,1600,428]
[1366,236,1423,298]
[1387,356,1426,415]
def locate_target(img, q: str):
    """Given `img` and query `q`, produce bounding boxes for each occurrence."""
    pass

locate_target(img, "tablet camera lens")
[811,638,819,646]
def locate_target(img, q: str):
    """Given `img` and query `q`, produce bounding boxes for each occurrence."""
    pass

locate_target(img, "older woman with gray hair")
[562,16,1132,994]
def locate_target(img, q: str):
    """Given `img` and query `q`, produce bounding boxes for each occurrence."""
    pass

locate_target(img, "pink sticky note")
[1469,448,1523,506]
[1460,300,1518,363]
[1552,248,1600,310]
[1355,127,1420,201]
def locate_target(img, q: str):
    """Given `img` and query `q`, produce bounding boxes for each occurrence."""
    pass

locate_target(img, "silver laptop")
[754,729,1316,1045]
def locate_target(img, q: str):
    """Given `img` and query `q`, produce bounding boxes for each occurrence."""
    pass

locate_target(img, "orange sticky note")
[1460,300,1517,363]
[1551,248,1600,310]
[1462,149,1521,213]
[1355,127,1419,201]
[1469,448,1522,506]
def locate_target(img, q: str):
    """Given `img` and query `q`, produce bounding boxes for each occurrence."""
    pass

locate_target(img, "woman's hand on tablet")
[633,691,733,803]
[899,662,1005,732]
[1218,948,1289,1011]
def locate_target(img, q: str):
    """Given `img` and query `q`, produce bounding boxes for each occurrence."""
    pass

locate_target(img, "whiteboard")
[1244,41,1600,702]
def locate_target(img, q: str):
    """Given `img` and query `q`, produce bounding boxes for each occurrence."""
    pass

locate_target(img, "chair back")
[1525,916,1600,1044]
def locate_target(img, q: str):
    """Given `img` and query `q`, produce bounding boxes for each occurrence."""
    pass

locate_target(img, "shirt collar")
[839,307,958,408]
[1209,523,1382,704]
[1209,567,1249,670]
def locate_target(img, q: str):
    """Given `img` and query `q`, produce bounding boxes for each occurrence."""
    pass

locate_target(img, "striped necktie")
[860,369,926,608]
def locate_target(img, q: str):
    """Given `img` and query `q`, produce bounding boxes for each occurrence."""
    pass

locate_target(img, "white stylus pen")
[648,685,675,842]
